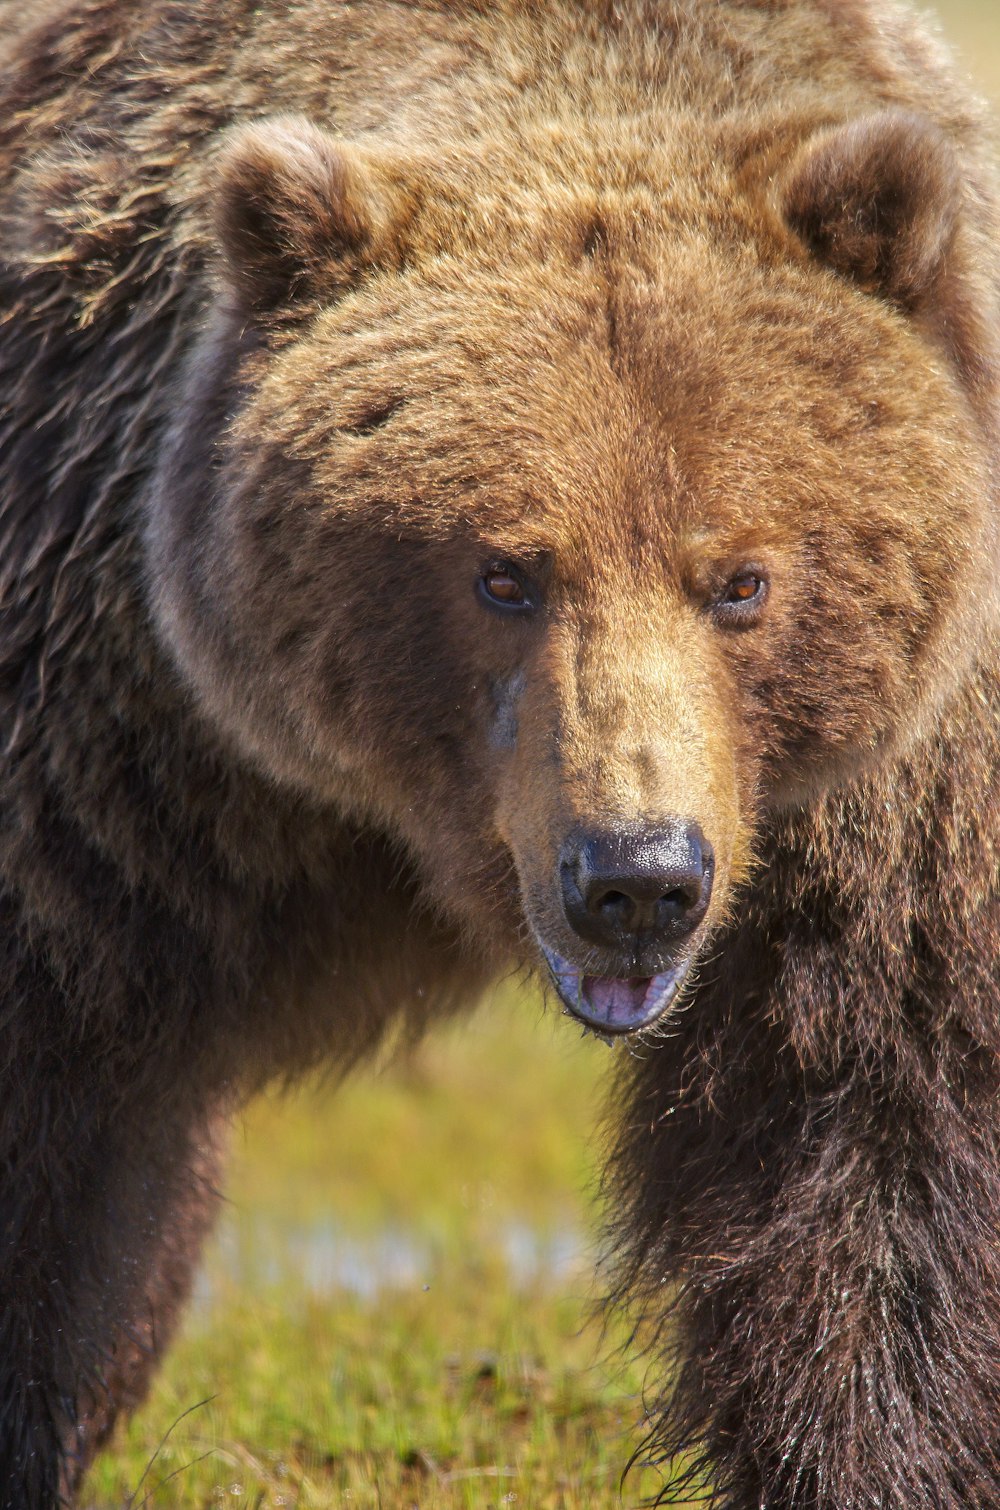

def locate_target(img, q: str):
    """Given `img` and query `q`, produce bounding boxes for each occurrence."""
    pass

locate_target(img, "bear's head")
[146,108,997,1035]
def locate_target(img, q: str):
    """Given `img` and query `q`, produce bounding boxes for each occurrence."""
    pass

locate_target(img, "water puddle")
[195,1216,591,1309]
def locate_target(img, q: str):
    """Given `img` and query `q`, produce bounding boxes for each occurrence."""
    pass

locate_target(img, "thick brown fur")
[1,2,1000,1506]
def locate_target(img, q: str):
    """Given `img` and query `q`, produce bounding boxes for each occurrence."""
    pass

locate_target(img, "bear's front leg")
[0,1048,224,1510]
[612,1043,1000,1508]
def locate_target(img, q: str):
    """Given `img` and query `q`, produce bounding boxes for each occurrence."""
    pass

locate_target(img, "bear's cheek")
[730,549,966,799]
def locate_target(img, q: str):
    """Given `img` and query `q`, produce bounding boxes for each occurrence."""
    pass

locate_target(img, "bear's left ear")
[780,110,961,308]
[212,115,409,316]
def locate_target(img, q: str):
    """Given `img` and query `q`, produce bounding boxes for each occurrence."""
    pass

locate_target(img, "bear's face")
[147,112,994,1034]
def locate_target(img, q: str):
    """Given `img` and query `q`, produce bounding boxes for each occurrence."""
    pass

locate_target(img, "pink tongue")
[583,976,652,1027]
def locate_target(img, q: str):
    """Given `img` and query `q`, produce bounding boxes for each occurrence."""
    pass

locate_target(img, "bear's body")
[2,2,999,1505]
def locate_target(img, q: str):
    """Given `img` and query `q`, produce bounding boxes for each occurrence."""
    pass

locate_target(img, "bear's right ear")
[780,110,961,309]
[212,115,407,316]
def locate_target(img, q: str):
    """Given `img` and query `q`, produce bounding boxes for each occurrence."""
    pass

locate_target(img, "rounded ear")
[781,110,961,308]
[212,115,406,315]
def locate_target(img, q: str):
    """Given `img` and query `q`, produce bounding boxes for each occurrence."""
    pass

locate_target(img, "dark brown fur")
[1,2,999,1505]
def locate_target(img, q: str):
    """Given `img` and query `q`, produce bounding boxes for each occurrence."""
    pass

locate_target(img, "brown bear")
[2,0,999,1505]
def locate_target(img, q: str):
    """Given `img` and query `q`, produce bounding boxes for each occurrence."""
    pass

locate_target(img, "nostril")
[662,886,695,909]
[591,887,630,915]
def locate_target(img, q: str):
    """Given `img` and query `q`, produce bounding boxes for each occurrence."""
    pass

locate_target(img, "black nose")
[560,822,714,951]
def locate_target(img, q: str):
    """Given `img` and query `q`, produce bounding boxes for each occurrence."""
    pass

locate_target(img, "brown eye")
[477,565,534,613]
[726,572,763,603]
[484,571,524,603]
[712,567,768,626]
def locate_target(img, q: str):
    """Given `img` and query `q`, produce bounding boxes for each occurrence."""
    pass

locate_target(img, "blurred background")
[83,5,1000,1507]
[941,1,1000,98]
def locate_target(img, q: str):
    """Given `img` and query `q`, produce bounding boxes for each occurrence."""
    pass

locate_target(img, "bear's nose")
[559,823,714,951]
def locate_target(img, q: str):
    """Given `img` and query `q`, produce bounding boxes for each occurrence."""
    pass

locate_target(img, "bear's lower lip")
[540,946,691,1036]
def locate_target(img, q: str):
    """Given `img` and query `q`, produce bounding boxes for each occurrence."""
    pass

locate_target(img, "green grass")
[82,996,698,1509]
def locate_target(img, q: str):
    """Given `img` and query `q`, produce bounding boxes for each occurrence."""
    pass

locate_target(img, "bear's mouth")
[541,946,692,1037]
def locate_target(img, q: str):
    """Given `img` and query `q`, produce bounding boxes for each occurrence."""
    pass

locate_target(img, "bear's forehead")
[271,228,948,562]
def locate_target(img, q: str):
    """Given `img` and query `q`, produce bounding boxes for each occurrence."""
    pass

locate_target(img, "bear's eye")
[712,568,768,626]
[478,566,533,613]
[726,572,764,603]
